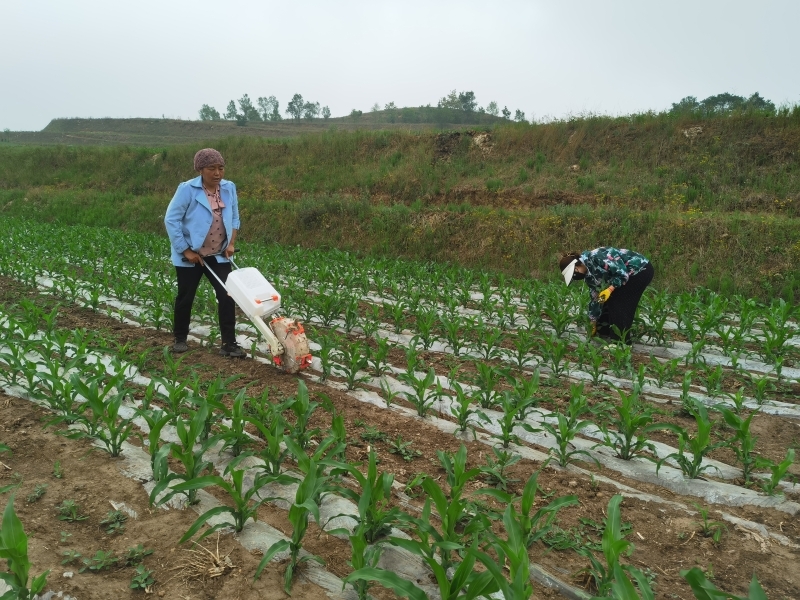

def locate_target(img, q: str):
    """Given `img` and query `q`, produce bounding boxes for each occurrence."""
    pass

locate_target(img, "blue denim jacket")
[164,176,241,266]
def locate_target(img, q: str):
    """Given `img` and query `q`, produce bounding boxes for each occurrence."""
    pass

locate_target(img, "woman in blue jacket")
[164,148,246,357]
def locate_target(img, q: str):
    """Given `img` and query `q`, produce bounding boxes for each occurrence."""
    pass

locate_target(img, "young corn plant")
[682,566,768,600]
[493,391,540,448]
[440,314,469,357]
[332,450,404,543]
[540,410,598,468]
[508,370,541,420]
[395,473,489,579]
[285,380,321,450]
[62,372,135,457]
[471,318,506,360]
[397,367,438,418]
[471,362,508,409]
[479,447,520,491]
[691,503,727,545]
[578,494,653,598]
[150,405,219,506]
[538,333,571,378]
[718,407,758,485]
[578,341,606,386]
[480,471,579,548]
[657,401,724,479]
[365,336,392,376]
[756,448,795,496]
[600,388,665,461]
[218,388,255,457]
[253,455,329,594]
[473,504,534,600]
[333,340,371,390]
[175,459,295,542]
[509,329,537,369]
[344,541,497,600]
[0,494,50,600]
[447,381,489,435]
[137,409,171,480]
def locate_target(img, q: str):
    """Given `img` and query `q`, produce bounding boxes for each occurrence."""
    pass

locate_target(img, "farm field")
[1,216,799,600]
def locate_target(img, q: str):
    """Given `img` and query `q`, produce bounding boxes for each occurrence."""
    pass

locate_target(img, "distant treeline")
[198,89,522,126]
[198,89,781,127]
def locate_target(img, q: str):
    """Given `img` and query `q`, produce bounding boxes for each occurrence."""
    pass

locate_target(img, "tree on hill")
[322,106,331,119]
[670,91,776,115]
[286,94,305,121]
[198,104,221,120]
[257,96,281,121]
[437,90,478,112]
[486,101,499,116]
[514,109,526,122]
[459,91,477,112]
[224,100,238,120]
[238,94,261,122]
[303,101,321,120]
[501,106,511,119]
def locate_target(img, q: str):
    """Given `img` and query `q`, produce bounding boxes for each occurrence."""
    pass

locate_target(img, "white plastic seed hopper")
[204,257,312,373]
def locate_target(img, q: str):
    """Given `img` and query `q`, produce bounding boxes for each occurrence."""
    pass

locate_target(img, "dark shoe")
[220,342,246,358]
[172,339,188,353]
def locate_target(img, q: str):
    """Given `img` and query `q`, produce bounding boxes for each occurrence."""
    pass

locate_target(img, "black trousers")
[173,256,237,344]
[597,263,655,344]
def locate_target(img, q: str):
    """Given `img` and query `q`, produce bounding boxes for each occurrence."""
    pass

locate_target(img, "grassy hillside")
[1,109,799,301]
[0,108,504,146]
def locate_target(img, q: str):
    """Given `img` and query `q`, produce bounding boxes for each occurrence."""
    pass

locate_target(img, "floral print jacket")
[579,247,649,322]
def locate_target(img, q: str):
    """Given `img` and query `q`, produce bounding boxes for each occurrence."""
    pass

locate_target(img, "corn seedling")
[150,405,219,506]
[253,455,328,594]
[479,447,520,491]
[332,450,404,543]
[397,367,438,417]
[218,388,255,457]
[448,380,489,434]
[137,408,171,480]
[717,407,758,485]
[471,317,506,360]
[52,461,63,479]
[747,373,775,406]
[493,391,540,448]
[756,448,795,496]
[600,388,665,460]
[333,339,371,390]
[577,494,652,598]
[0,494,50,600]
[365,336,392,376]
[285,380,321,450]
[471,362,507,409]
[538,333,570,378]
[176,461,295,542]
[657,401,724,479]
[681,566,767,600]
[440,313,469,357]
[578,341,606,385]
[691,503,727,544]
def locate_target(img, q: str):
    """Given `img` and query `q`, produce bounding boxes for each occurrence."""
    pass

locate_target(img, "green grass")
[1,108,799,301]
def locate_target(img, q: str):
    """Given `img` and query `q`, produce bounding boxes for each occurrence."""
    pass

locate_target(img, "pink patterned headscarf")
[193,148,225,171]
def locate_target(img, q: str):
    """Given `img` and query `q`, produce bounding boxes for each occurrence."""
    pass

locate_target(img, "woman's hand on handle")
[183,249,204,265]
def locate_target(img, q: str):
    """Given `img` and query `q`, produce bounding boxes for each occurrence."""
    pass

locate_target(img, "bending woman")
[559,247,654,344]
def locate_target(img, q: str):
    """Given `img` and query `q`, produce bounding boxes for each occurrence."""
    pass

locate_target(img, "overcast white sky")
[2,0,798,131]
